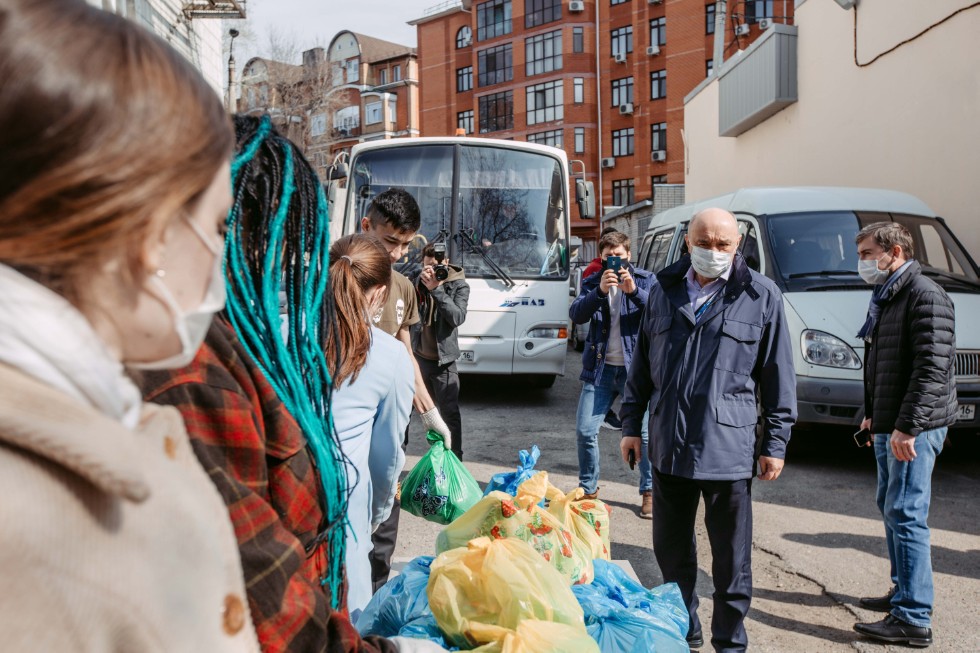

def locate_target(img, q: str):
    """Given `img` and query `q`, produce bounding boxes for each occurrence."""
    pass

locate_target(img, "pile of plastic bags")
[357,446,689,652]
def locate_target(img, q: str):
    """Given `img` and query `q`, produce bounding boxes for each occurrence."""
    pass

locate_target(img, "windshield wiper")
[787,270,859,279]
[922,269,980,288]
[456,229,515,288]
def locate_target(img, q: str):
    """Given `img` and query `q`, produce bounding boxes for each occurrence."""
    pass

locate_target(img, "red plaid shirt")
[139,319,397,653]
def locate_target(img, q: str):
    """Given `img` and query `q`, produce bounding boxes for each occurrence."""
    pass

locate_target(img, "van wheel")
[528,374,557,389]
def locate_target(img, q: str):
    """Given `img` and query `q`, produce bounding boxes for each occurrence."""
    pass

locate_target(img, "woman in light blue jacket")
[326,234,415,616]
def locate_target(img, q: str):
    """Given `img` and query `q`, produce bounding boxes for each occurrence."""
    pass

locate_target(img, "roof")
[650,186,937,228]
[329,31,416,64]
[241,56,302,81]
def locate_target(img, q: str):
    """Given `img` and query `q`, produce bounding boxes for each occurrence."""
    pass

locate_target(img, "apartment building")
[411,0,791,241]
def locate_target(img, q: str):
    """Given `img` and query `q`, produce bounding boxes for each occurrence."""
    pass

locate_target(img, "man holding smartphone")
[852,222,956,648]
[569,230,654,517]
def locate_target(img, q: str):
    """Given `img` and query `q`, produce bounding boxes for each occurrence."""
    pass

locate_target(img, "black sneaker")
[854,614,932,648]
[685,630,704,649]
[858,586,897,612]
[601,411,622,430]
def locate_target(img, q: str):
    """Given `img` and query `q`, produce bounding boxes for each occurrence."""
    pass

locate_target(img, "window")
[573,26,584,53]
[365,101,382,125]
[310,113,326,137]
[610,26,633,57]
[378,68,387,85]
[612,179,634,206]
[611,77,633,107]
[387,96,397,123]
[393,65,401,81]
[333,106,359,130]
[346,59,359,83]
[457,66,473,92]
[478,90,513,132]
[526,79,563,125]
[573,77,584,103]
[649,17,666,47]
[478,43,513,87]
[456,25,473,48]
[527,129,563,147]
[611,0,628,5]
[643,228,674,272]
[706,59,714,76]
[706,3,716,34]
[574,127,585,153]
[331,66,343,87]
[612,127,634,156]
[745,0,774,22]
[525,0,561,28]
[457,109,474,134]
[650,69,666,99]
[651,174,667,185]
[525,30,562,76]
[650,122,667,153]
[477,0,512,41]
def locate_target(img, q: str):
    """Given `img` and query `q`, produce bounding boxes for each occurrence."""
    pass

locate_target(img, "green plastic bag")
[400,430,482,525]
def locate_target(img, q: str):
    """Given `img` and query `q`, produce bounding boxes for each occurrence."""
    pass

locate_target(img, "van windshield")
[766,211,979,292]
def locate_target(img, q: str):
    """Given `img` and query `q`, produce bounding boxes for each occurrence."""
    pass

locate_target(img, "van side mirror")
[575,180,595,220]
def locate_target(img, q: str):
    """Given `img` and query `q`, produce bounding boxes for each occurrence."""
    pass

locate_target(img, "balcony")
[718,23,798,137]
[331,126,362,139]
[182,1,246,19]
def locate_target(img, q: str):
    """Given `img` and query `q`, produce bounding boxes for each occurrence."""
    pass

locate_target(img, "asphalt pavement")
[394,347,980,652]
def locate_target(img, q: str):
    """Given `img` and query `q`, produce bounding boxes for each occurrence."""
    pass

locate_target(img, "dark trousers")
[369,498,400,592]
[415,356,463,460]
[652,469,753,653]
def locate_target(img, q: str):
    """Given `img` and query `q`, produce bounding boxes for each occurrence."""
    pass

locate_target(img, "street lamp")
[226,28,240,112]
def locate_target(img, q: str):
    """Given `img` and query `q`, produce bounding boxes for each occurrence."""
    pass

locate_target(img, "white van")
[635,187,980,435]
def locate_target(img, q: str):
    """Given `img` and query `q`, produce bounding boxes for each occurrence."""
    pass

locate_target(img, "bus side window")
[647,228,676,272]
[738,222,761,272]
[637,234,653,270]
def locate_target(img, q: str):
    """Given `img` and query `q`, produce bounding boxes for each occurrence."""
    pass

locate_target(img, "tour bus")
[327,137,595,389]
[634,187,980,435]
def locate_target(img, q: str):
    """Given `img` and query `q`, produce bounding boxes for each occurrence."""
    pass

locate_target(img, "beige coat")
[0,363,260,652]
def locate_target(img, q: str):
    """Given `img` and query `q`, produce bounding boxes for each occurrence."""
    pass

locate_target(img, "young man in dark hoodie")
[410,243,471,460]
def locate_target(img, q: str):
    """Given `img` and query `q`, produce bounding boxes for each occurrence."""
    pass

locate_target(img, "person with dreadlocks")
[327,234,413,616]
[138,115,444,653]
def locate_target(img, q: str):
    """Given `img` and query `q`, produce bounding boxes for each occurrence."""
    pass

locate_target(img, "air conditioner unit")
[569,0,585,12]
[651,150,666,162]
[646,45,660,56]
[735,23,750,36]
[758,18,773,29]
[601,157,616,169]
[618,103,634,115]
[614,52,627,63]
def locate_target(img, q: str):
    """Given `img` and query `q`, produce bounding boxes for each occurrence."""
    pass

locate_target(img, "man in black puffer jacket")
[852,222,956,649]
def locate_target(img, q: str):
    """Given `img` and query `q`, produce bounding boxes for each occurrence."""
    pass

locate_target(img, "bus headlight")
[527,327,568,339]
[801,330,862,369]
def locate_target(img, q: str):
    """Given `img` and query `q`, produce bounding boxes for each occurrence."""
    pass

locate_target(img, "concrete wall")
[683,0,980,252]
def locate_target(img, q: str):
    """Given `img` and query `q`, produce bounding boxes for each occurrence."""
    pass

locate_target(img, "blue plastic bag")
[355,556,451,647]
[483,445,540,497]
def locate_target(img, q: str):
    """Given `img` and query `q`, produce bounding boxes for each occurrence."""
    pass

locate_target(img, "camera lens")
[434,265,449,281]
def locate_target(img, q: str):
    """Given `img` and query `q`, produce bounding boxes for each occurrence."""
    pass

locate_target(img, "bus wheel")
[528,374,556,389]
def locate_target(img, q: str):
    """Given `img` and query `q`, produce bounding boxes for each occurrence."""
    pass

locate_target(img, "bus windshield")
[348,143,569,280]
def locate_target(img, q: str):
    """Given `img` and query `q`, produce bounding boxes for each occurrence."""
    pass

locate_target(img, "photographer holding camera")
[410,243,470,459]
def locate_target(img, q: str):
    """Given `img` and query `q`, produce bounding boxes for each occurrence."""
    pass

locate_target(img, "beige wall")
[684,0,980,252]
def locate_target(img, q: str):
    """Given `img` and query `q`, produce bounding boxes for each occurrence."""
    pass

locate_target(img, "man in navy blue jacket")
[621,208,797,652]
[569,230,655,517]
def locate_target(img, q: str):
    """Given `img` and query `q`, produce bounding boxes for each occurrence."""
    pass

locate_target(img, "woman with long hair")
[327,234,414,617]
[0,0,257,649]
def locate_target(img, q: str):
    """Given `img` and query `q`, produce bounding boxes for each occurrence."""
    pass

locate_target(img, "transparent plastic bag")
[401,431,482,525]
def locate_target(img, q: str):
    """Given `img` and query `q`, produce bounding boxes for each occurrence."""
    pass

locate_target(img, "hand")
[389,636,450,652]
[757,456,784,481]
[620,436,642,466]
[420,407,452,451]
[599,269,620,294]
[860,417,874,442]
[890,430,916,461]
[419,265,440,291]
[618,268,637,295]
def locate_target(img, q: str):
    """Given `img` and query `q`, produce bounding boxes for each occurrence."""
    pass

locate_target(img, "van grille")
[955,351,980,379]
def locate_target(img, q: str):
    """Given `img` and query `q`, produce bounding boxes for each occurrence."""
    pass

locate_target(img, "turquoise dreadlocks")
[225,114,349,609]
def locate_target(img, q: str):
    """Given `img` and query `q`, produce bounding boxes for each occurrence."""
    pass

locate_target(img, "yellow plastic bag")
[545,486,612,561]
[427,537,588,649]
[469,620,601,653]
[436,472,593,585]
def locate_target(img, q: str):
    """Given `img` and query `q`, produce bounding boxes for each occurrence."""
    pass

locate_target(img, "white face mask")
[858,254,892,285]
[128,218,226,370]
[690,246,732,279]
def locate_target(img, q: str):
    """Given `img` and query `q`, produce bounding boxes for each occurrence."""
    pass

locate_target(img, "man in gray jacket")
[620,208,797,652]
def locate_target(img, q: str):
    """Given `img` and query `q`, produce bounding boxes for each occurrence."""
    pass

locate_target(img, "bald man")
[620,208,797,651]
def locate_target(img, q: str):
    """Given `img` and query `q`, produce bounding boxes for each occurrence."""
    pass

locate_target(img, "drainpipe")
[712,1,727,69]
[594,0,604,223]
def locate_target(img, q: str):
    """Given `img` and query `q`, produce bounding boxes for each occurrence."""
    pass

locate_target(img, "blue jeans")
[575,364,651,494]
[873,427,945,628]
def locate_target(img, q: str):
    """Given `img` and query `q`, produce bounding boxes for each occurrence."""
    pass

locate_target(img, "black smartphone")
[627,448,636,470]
[605,255,623,273]
[853,427,873,448]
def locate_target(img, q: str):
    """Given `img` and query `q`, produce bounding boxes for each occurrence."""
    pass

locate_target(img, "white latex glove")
[420,407,453,451]
[389,636,450,652]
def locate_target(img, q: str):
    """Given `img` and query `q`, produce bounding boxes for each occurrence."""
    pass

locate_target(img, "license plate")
[459,350,475,362]
[957,404,975,421]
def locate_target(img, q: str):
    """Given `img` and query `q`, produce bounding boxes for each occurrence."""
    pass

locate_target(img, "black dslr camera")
[432,242,450,282]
